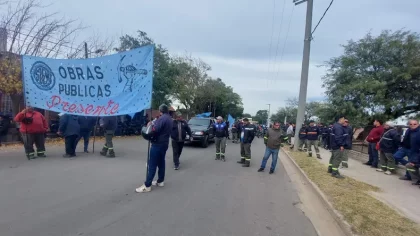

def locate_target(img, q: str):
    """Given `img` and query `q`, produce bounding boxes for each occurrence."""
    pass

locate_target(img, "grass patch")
[286,149,420,236]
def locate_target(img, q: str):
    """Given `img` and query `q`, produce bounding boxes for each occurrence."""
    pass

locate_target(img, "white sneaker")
[376,169,384,172]
[152,181,164,187]
[384,170,392,175]
[135,184,151,193]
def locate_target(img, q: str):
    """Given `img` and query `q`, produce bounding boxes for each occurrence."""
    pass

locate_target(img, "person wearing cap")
[212,116,229,161]
[341,119,353,168]
[171,111,191,170]
[136,104,173,193]
[14,106,48,159]
[376,121,401,175]
[58,113,81,158]
[99,116,118,158]
[305,120,321,159]
[237,118,255,167]
[328,115,346,179]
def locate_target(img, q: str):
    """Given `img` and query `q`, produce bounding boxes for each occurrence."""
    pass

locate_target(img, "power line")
[311,0,334,37]
[270,0,287,85]
[275,5,295,81]
[266,0,277,87]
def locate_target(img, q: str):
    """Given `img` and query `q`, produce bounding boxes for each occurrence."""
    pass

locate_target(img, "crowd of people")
[6,106,419,190]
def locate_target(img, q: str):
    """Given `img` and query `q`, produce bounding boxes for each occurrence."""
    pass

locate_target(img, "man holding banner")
[136,104,173,193]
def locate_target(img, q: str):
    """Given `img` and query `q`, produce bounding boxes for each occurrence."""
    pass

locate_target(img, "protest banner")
[22,45,154,116]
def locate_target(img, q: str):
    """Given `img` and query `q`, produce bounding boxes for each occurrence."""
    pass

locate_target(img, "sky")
[11,0,420,115]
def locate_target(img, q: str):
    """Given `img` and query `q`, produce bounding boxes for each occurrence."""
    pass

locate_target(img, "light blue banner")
[228,114,235,128]
[22,45,154,116]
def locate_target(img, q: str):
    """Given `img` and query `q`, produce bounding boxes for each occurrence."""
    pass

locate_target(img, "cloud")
[36,0,420,115]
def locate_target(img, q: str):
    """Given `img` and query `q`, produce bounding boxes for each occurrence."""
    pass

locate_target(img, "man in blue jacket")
[76,116,96,153]
[376,121,401,175]
[306,120,321,159]
[328,115,346,179]
[99,116,118,158]
[136,104,173,193]
[342,119,352,168]
[171,112,191,170]
[404,120,420,184]
[212,116,229,161]
[58,113,81,158]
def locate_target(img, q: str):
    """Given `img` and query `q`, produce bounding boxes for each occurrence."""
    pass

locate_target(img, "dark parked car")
[185,117,215,148]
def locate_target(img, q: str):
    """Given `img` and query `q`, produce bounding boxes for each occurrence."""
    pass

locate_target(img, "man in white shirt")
[286,123,294,145]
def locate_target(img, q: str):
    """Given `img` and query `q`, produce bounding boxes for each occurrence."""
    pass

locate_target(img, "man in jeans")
[258,122,283,174]
[396,120,418,181]
[136,104,173,193]
[76,116,96,153]
[364,119,384,168]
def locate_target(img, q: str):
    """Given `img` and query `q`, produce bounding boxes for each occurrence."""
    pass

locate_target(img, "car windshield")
[188,118,209,126]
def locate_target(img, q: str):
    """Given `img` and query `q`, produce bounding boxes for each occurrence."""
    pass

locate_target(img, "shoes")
[370,165,378,168]
[237,159,245,164]
[376,169,384,172]
[221,158,226,162]
[412,180,420,186]
[327,166,332,173]
[384,170,392,175]
[258,168,264,172]
[316,154,322,159]
[269,170,274,174]
[341,162,348,168]
[135,184,151,193]
[84,150,89,153]
[363,162,372,166]
[174,166,179,170]
[215,157,220,160]
[152,181,165,187]
[242,161,250,167]
[399,176,412,181]
[331,172,345,179]
[63,154,75,158]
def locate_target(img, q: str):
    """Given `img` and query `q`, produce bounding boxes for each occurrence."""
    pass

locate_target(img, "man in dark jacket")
[171,112,191,170]
[376,121,401,175]
[294,124,307,151]
[306,120,321,159]
[396,120,418,181]
[364,119,384,168]
[58,113,81,158]
[99,116,118,158]
[76,116,96,153]
[403,120,420,183]
[237,118,255,167]
[0,115,11,146]
[341,119,352,168]
[328,115,346,179]
[213,116,229,161]
[231,121,238,143]
[258,122,284,174]
[136,104,173,193]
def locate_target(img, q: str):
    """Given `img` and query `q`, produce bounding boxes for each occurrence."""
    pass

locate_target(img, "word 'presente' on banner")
[22,45,154,116]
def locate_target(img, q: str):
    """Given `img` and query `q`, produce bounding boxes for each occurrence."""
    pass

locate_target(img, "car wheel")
[201,135,209,148]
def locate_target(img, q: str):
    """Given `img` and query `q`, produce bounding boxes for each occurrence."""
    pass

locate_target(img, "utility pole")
[266,104,271,126]
[84,42,88,59]
[293,0,313,151]
[0,28,7,52]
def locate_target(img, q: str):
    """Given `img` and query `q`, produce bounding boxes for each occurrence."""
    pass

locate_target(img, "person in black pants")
[170,112,191,170]
[58,113,81,158]
[76,116,96,153]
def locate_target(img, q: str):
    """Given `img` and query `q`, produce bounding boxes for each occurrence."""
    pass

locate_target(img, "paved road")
[0,137,317,236]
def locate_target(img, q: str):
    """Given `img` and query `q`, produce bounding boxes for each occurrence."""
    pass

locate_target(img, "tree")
[242,113,252,118]
[323,29,420,123]
[172,54,210,118]
[115,31,177,109]
[193,78,244,118]
[0,0,84,115]
[271,106,297,124]
[253,110,268,124]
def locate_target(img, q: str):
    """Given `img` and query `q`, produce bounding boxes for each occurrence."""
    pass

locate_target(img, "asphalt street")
[0,137,317,236]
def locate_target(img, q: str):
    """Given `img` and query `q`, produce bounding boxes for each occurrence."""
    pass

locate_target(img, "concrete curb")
[281,148,356,236]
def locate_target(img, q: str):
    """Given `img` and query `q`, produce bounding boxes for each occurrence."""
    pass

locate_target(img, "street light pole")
[293,0,313,151]
[266,104,271,126]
